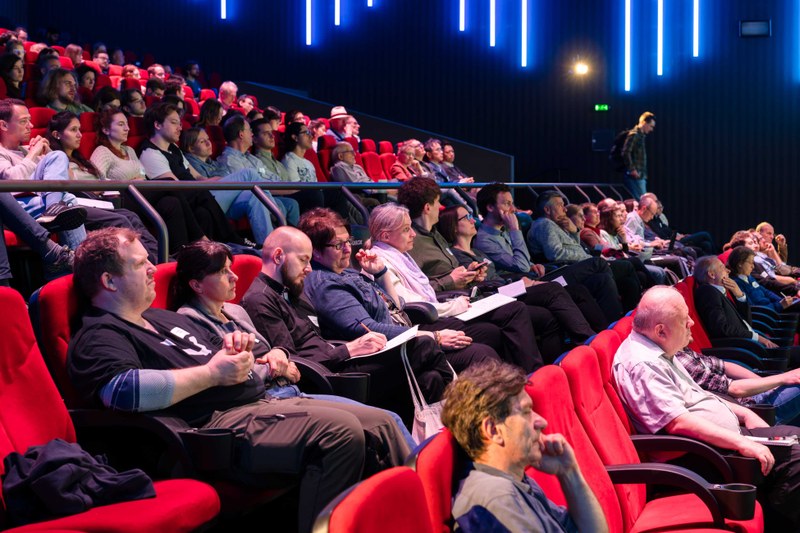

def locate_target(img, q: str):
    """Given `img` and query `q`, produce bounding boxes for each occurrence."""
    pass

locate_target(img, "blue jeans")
[751,385,800,426]
[266,384,417,449]
[623,171,647,199]
[19,151,86,249]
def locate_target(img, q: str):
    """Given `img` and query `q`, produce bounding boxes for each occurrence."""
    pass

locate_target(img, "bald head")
[262,226,310,260]
[261,226,313,294]
[632,286,693,356]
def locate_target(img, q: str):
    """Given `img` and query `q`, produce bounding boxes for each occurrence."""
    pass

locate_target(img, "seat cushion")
[632,493,763,533]
[5,479,220,532]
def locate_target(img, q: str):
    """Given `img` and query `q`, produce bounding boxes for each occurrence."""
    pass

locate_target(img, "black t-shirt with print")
[68,307,265,425]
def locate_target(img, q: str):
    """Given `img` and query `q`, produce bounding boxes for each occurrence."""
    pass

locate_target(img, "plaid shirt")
[621,126,647,178]
[674,347,754,406]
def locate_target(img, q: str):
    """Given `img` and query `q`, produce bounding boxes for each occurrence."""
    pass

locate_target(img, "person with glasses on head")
[281,121,326,212]
[38,68,93,115]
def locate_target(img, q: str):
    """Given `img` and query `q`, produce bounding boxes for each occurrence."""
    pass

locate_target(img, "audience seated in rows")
[365,202,546,368]
[526,190,629,321]
[66,227,411,533]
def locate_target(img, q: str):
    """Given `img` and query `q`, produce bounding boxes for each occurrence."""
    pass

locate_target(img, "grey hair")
[331,142,352,163]
[693,255,720,285]
[369,203,410,244]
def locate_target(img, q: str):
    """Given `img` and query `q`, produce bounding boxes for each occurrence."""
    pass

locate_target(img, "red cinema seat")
[82,60,101,75]
[182,86,195,100]
[360,138,376,153]
[0,287,220,532]
[94,74,111,90]
[79,111,97,132]
[108,65,123,77]
[378,140,394,154]
[199,88,216,102]
[58,56,74,70]
[317,150,332,180]
[611,315,634,340]
[360,152,386,181]
[0,77,6,100]
[51,45,66,54]
[528,364,754,533]
[205,125,225,159]
[76,131,97,161]
[343,136,359,154]
[151,262,178,310]
[407,429,469,532]
[128,116,145,136]
[379,153,397,177]
[560,347,763,532]
[304,148,327,182]
[230,255,263,304]
[29,107,56,139]
[77,86,94,107]
[318,135,337,151]
[313,467,434,533]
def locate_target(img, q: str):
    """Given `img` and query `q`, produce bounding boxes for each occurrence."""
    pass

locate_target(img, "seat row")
[315,315,765,532]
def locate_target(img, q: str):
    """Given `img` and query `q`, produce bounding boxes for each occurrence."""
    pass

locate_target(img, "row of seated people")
[322,278,800,532]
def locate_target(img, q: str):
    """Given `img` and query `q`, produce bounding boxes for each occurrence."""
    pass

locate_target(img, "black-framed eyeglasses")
[458,213,475,222]
[298,130,311,136]
[324,239,355,251]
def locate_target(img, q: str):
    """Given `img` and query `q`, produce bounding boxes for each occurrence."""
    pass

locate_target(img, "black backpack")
[608,129,631,172]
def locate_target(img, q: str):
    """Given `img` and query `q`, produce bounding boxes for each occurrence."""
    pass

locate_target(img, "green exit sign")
[594,104,609,111]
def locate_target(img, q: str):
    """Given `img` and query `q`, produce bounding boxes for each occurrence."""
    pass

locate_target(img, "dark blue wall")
[22,1,800,254]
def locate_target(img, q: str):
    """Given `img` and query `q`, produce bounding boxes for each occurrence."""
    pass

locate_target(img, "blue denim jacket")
[304,263,409,340]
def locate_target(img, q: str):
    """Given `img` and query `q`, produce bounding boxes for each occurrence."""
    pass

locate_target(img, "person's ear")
[272,248,284,266]
[101,272,115,291]
[188,279,202,294]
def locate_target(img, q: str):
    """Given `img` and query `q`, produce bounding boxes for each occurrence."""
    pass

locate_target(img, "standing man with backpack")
[610,111,656,199]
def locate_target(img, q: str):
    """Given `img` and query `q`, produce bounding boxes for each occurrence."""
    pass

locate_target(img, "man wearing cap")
[325,106,357,142]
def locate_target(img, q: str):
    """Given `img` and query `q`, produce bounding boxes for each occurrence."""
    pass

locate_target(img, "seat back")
[314,466,434,533]
[408,430,471,533]
[611,315,633,339]
[77,131,98,161]
[378,140,394,154]
[79,111,97,132]
[589,329,632,434]
[526,365,625,533]
[303,148,327,183]
[674,276,712,352]
[360,152,386,181]
[230,255,263,304]
[318,135,337,151]
[30,275,86,407]
[0,287,77,526]
[343,137,359,154]
[379,152,397,177]
[360,138,376,153]
[560,346,647,531]
[151,262,178,310]
[199,88,216,102]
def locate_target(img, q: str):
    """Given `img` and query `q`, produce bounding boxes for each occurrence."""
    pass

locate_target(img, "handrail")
[1,180,629,263]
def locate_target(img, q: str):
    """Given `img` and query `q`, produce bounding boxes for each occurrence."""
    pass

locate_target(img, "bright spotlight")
[574,62,589,75]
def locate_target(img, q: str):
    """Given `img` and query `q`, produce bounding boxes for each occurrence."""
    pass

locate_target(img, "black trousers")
[84,207,159,264]
[0,192,55,280]
[559,257,624,323]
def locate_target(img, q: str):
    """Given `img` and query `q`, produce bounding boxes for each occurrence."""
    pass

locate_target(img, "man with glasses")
[624,195,669,249]
[121,89,147,118]
[329,141,386,207]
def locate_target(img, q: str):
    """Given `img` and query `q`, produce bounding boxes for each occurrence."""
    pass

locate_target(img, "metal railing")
[0,180,629,263]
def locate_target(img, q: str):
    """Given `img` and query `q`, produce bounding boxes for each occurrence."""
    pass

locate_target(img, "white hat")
[330,105,349,120]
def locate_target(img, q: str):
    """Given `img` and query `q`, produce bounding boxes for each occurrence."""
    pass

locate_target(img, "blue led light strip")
[625,0,631,91]
[335,0,341,26]
[221,0,226,19]
[657,0,663,75]
[460,0,466,31]
[306,0,312,45]
[521,0,528,67]
[693,0,699,57]
[490,0,496,46]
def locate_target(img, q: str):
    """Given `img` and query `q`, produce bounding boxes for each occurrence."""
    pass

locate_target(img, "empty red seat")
[360,138,376,153]
[108,65,123,77]
[343,136,359,153]
[360,152,386,181]
[29,107,56,138]
[378,140,394,154]
[128,115,145,136]
[379,152,397,177]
